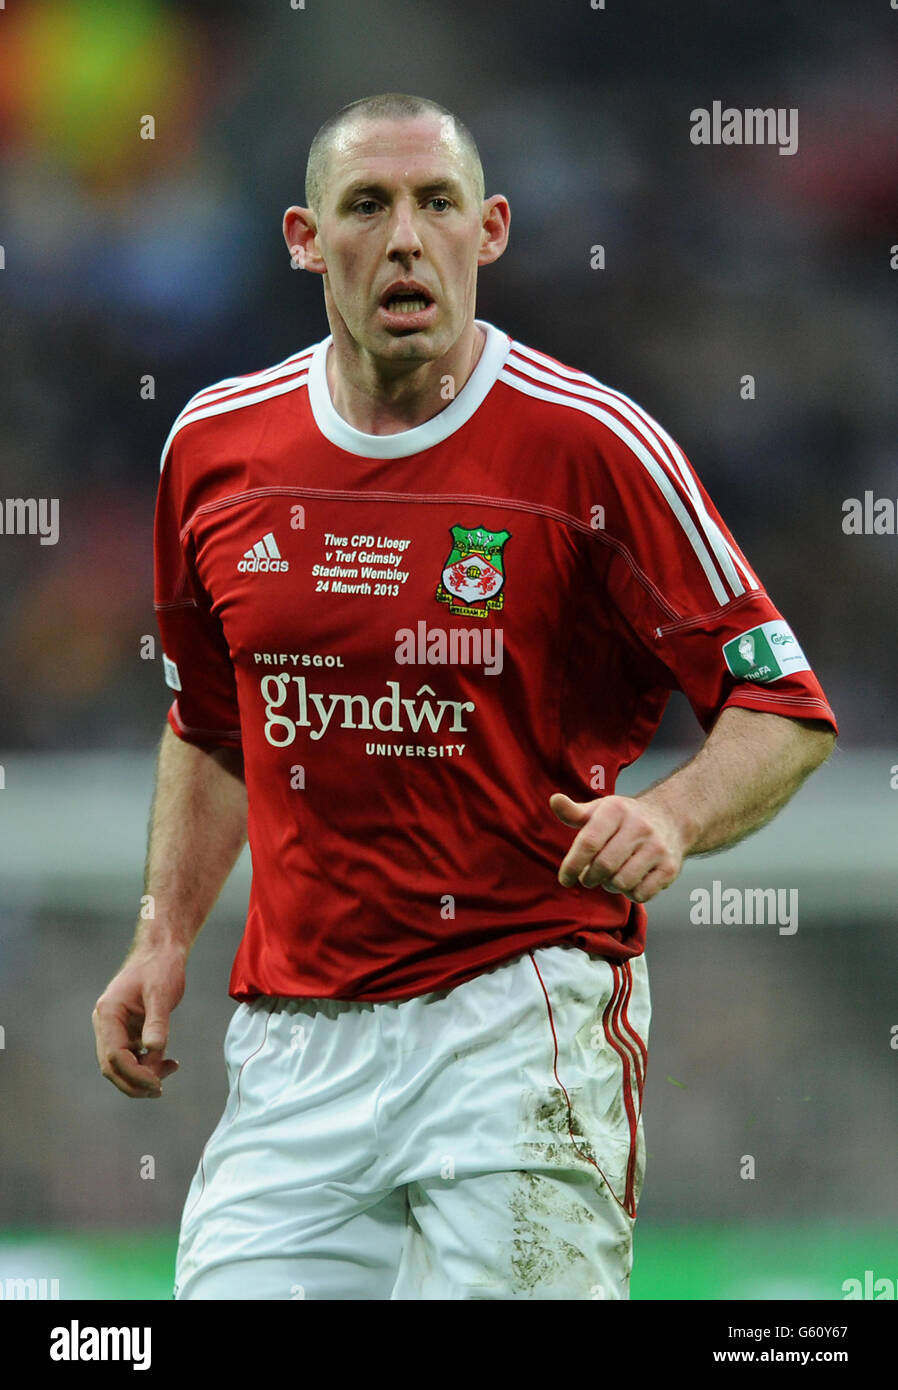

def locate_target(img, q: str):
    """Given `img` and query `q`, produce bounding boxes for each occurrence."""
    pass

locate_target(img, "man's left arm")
[550,707,836,903]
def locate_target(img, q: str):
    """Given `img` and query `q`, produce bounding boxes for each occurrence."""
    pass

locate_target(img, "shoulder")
[499,331,682,474]
[159,340,321,473]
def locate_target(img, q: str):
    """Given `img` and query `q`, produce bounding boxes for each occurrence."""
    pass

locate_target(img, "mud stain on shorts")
[505,1088,609,1295]
[515,1084,601,1170]
[507,1173,595,1295]
[510,1170,593,1225]
[510,1222,586,1293]
[503,1083,638,1295]
[508,1202,589,1294]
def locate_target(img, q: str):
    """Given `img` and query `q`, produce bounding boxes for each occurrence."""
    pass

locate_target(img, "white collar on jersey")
[307,319,511,459]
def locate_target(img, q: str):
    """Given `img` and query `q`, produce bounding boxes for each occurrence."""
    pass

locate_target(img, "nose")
[385,196,423,260]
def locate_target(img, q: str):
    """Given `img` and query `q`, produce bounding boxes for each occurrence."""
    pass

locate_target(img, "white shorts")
[174,943,650,1300]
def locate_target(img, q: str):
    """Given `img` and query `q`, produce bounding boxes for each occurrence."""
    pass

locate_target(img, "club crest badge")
[435,524,511,618]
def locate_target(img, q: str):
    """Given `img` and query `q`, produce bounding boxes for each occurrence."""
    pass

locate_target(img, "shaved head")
[305,93,485,217]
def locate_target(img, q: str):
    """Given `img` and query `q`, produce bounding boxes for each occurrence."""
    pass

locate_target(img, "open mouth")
[379,287,435,316]
[385,296,430,314]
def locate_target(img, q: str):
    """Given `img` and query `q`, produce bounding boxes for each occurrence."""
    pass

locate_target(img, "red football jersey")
[154,321,837,1002]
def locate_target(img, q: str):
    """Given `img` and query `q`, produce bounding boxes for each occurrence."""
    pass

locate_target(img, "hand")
[549,792,685,903]
[93,947,186,1099]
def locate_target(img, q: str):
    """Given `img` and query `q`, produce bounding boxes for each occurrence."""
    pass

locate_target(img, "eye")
[353,199,380,215]
[428,197,451,212]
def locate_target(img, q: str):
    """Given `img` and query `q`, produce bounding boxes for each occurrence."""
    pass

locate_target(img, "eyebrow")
[338,177,466,205]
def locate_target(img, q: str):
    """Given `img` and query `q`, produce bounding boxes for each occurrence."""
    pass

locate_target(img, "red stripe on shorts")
[529,951,639,1219]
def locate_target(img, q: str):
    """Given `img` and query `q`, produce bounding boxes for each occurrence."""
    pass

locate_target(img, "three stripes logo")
[238,531,289,574]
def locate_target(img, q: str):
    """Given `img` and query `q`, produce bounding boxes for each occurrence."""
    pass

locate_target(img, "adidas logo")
[238,531,289,573]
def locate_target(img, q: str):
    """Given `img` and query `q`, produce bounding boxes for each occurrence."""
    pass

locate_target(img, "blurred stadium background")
[0,0,895,1300]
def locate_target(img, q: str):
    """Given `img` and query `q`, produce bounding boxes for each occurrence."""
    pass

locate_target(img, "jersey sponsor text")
[260,673,476,746]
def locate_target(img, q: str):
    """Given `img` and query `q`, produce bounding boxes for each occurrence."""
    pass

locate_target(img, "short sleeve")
[153,435,242,750]
[594,400,838,736]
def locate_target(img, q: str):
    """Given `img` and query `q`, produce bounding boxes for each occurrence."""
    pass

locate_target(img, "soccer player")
[93,93,837,1300]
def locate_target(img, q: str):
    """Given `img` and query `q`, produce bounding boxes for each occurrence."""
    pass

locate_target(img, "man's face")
[312,115,488,365]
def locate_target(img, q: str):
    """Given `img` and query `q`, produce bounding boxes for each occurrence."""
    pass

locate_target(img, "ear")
[283,206,326,275]
[477,194,511,268]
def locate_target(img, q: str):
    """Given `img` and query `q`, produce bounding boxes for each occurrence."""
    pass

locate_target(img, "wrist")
[130,919,192,963]
[635,784,700,860]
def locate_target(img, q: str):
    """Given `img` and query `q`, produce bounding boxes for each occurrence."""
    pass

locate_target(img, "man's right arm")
[92,723,248,1099]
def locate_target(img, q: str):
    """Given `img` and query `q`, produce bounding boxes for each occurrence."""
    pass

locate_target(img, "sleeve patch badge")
[723,620,811,684]
[162,652,182,691]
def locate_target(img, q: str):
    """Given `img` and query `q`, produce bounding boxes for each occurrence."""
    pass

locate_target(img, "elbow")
[802,723,837,772]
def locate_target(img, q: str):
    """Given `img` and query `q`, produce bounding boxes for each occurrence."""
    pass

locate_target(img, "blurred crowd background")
[0,0,896,1292]
[0,0,895,750]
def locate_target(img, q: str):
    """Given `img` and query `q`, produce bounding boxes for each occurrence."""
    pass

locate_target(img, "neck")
[325,321,486,436]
